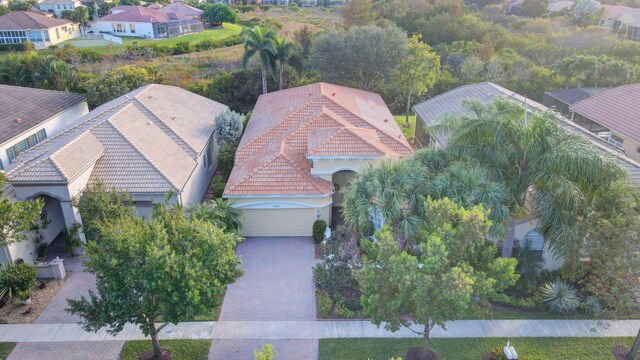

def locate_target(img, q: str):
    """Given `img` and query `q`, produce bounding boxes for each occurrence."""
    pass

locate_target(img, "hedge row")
[0,42,35,52]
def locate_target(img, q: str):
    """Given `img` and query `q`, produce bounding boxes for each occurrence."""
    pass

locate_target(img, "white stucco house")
[38,0,82,17]
[0,11,80,49]
[223,82,413,237]
[2,85,226,263]
[89,6,203,39]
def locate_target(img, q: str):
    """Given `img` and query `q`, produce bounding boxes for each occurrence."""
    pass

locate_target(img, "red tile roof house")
[3,85,227,262]
[0,11,80,49]
[223,83,413,237]
[88,6,203,39]
[159,2,203,22]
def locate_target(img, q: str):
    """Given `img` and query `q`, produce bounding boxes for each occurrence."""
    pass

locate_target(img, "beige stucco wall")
[609,129,640,164]
[47,23,80,46]
[310,158,374,180]
[239,206,330,237]
[514,218,563,271]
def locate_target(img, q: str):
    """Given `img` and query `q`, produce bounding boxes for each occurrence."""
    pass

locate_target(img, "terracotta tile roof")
[225,83,412,197]
[6,85,227,194]
[0,11,75,30]
[96,6,189,23]
[570,84,640,143]
[0,85,85,144]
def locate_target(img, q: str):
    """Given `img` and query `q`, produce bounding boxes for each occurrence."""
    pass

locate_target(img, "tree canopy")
[0,173,43,248]
[202,4,238,28]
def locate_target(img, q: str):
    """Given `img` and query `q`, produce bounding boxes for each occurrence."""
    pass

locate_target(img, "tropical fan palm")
[435,97,624,258]
[188,198,242,232]
[241,26,278,94]
[341,159,426,250]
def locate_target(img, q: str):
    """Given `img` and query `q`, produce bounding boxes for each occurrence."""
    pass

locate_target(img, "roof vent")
[125,95,130,99]
[383,118,389,123]
[171,115,177,120]
[331,92,336,96]
[15,117,21,123]
[147,120,154,126]
[148,95,154,99]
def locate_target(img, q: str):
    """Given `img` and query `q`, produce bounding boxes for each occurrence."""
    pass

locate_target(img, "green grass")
[319,337,637,360]
[0,343,16,360]
[62,24,242,55]
[120,339,211,360]
[393,114,416,141]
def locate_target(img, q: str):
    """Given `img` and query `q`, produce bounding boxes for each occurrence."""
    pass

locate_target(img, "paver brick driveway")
[219,237,318,321]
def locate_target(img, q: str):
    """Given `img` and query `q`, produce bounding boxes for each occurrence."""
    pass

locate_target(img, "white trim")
[307,155,383,160]
[225,192,333,199]
[312,167,360,176]
[232,200,333,209]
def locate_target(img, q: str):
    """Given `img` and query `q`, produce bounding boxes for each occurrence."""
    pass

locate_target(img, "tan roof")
[570,84,640,143]
[159,2,203,16]
[224,83,412,197]
[6,85,227,194]
[0,11,75,30]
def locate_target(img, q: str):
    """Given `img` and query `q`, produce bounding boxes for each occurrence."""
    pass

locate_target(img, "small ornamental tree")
[213,110,244,146]
[203,4,238,28]
[0,173,44,248]
[356,198,518,356]
[67,203,242,359]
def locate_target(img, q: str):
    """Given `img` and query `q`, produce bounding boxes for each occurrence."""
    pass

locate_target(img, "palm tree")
[341,159,426,250]
[437,98,624,258]
[241,26,278,95]
[272,37,302,91]
[188,198,242,232]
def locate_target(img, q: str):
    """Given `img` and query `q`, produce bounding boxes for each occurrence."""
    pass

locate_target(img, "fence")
[102,33,123,45]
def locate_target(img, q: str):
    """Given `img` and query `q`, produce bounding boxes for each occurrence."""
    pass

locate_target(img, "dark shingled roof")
[570,84,640,143]
[544,87,608,106]
[0,11,75,30]
[0,85,86,144]
[412,82,640,188]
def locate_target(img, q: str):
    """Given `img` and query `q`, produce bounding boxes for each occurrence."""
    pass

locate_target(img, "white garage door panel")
[240,208,316,237]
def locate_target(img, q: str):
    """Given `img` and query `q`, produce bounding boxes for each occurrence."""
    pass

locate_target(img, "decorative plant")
[210,176,227,198]
[581,295,603,315]
[0,263,37,301]
[64,222,84,256]
[540,280,580,313]
[314,226,360,296]
[312,219,327,244]
[316,290,333,318]
[514,243,545,294]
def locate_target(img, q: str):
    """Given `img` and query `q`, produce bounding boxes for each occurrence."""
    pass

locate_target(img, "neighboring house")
[547,0,573,13]
[158,2,203,22]
[569,84,640,163]
[598,4,640,41]
[89,6,203,38]
[223,82,413,237]
[542,87,608,118]
[0,86,88,264]
[38,0,82,17]
[147,3,163,9]
[261,0,289,5]
[0,85,89,171]
[412,82,640,270]
[3,84,226,263]
[0,11,80,48]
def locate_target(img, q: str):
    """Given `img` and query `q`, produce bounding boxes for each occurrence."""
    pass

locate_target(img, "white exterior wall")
[180,138,217,207]
[0,101,88,170]
[89,21,155,38]
[39,2,80,17]
[514,218,564,271]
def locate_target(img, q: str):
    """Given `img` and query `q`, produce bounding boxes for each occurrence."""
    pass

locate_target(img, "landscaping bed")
[0,277,65,324]
[319,337,640,360]
[120,339,211,360]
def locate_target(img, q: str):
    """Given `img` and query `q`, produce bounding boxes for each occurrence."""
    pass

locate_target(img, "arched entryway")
[331,170,356,227]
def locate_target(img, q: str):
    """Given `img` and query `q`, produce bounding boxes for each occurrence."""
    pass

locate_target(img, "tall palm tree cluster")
[0,52,76,91]
[342,97,625,262]
[241,26,303,94]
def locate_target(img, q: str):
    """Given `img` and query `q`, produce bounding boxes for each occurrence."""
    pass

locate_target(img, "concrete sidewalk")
[0,319,638,343]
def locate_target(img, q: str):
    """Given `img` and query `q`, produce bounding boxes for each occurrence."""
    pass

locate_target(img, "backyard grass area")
[120,339,211,360]
[0,343,16,360]
[393,114,416,141]
[319,337,638,360]
[63,24,242,55]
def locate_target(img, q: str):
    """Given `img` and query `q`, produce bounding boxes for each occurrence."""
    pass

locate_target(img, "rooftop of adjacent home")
[0,85,86,145]
[0,11,76,30]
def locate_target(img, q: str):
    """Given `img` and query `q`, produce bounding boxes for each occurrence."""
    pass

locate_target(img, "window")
[203,140,213,169]
[55,28,60,40]
[6,129,47,163]
[368,207,384,233]
[608,134,624,149]
[37,129,46,142]
[129,24,136,34]
[636,146,640,155]
[112,23,125,33]
[6,147,16,163]
[522,229,544,258]
[0,158,3,171]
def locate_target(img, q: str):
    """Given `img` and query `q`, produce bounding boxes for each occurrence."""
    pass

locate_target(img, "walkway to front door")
[218,237,318,321]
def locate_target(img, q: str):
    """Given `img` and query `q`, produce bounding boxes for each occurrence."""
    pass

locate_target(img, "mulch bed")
[0,276,66,324]
[612,344,639,360]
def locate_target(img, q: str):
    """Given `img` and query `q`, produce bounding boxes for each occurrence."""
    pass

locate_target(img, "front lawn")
[319,337,638,360]
[393,114,416,141]
[120,339,211,360]
[0,343,16,360]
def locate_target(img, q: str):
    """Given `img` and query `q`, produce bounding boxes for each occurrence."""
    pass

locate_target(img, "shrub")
[259,4,271,11]
[484,347,508,360]
[254,344,275,360]
[334,300,355,318]
[0,263,37,301]
[171,41,194,55]
[211,175,226,198]
[237,5,255,12]
[314,226,360,295]
[316,290,333,318]
[217,142,236,180]
[0,42,34,52]
[540,280,580,313]
[581,295,603,315]
[195,39,222,51]
[312,219,327,244]
[77,49,102,62]
[491,293,544,310]
[213,110,244,146]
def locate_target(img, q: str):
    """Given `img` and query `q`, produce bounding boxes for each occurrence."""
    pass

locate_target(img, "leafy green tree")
[202,4,238,28]
[0,5,10,16]
[241,26,278,94]
[97,1,117,17]
[310,24,407,92]
[8,0,36,11]
[217,142,236,180]
[439,98,624,258]
[81,65,163,108]
[356,198,518,356]
[272,37,302,91]
[521,0,547,17]
[194,69,264,113]
[67,204,242,359]
[213,110,244,146]
[0,173,44,248]
[60,6,90,30]
[188,198,242,232]
[342,0,375,28]
[394,34,440,127]
[342,159,426,250]
[73,182,135,243]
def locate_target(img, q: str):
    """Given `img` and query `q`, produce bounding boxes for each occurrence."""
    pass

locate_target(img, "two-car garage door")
[239,208,317,237]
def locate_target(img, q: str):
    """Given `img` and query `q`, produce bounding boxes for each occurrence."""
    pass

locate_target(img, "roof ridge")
[49,130,94,180]
[105,110,179,190]
[225,151,282,192]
